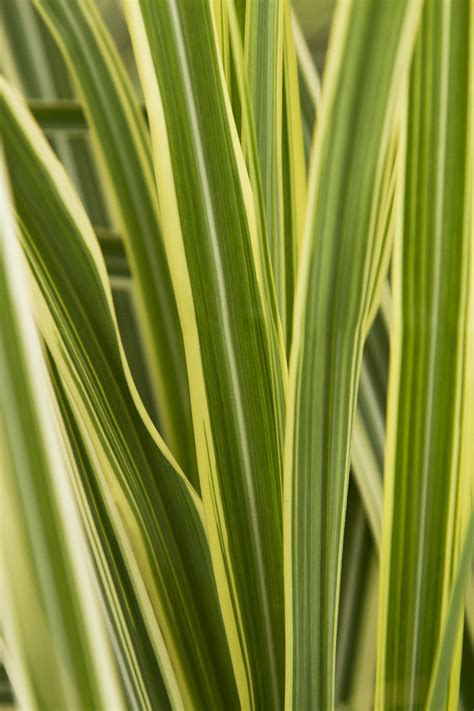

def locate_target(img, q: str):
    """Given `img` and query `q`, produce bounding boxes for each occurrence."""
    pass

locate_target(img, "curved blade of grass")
[228,0,387,554]
[0,157,123,710]
[33,0,198,484]
[125,1,287,706]
[2,0,162,461]
[1,77,238,710]
[1,0,110,227]
[222,0,274,305]
[376,1,473,707]
[284,0,421,707]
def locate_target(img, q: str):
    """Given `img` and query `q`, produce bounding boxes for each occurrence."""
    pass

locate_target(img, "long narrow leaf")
[245,0,286,335]
[281,2,307,348]
[376,1,473,707]
[0,157,123,710]
[284,1,421,707]
[1,78,237,710]
[293,23,390,550]
[33,0,197,483]
[48,358,170,710]
[125,1,287,706]
[1,0,110,226]
[335,485,378,705]
[292,11,321,159]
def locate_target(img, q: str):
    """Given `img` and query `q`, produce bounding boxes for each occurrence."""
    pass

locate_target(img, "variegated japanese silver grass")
[1,0,472,709]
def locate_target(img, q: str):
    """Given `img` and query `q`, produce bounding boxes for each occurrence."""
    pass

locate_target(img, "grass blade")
[125,1,287,705]
[281,2,307,348]
[1,78,238,710]
[34,0,197,483]
[336,484,378,706]
[351,303,390,549]
[0,157,123,710]
[48,361,170,710]
[376,1,473,706]
[245,0,286,335]
[284,0,421,706]
[1,0,111,226]
[292,26,389,549]
[292,11,321,159]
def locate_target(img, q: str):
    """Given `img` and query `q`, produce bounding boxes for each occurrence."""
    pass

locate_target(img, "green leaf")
[244,0,307,348]
[0,156,123,710]
[292,22,389,549]
[281,2,307,349]
[284,0,422,707]
[1,0,111,226]
[352,301,391,550]
[1,77,238,710]
[426,514,474,711]
[376,1,473,707]
[27,98,87,130]
[336,484,378,706]
[33,0,198,484]
[292,11,321,159]
[245,0,286,332]
[48,359,170,710]
[125,1,287,706]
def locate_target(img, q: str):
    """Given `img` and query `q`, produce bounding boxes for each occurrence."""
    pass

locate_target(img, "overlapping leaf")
[33,0,197,482]
[0,158,123,710]
[1,78,237,710]
[376,2,473,707]
[284,1,421,707]
[125,1,287,706]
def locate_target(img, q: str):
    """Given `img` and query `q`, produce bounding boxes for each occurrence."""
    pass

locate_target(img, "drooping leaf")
[1,0,110,226]
[33,0,198,483]
[1,77,238,710]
